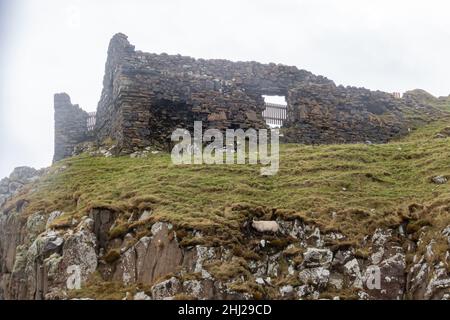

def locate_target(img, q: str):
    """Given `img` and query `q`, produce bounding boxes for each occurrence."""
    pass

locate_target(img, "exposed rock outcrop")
[0,167,41,207]
[2,194,449,300]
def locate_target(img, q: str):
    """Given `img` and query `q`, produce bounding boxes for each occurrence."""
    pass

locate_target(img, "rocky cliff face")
[0,167,41,208]
[1,169,449,300]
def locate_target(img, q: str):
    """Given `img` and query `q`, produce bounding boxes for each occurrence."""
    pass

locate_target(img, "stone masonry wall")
[53,33,444,160]
[94,33,331,152]
[116,68,268,150]
[53,93,89,162]
[283,83,409,144]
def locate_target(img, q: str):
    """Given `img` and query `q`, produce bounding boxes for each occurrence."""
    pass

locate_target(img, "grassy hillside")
[9,119,450,246]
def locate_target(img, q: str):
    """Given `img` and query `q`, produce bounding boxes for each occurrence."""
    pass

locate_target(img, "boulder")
[134,291,151,300]
[303,248,333,267]
[45,211,63,230]
[9,167,38,184]
[60,225,98,288]
[298,267,330,289]
[151,277,181,300]
[432,176,447,185]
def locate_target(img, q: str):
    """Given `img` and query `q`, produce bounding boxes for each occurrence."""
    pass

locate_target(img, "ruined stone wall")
[283,83,408,144]
[54,33,444,160]
[125,48,331,98]
[94,33,331,152]
[116,69,268,150]
[94,34,136,147]
[53,93,89,162]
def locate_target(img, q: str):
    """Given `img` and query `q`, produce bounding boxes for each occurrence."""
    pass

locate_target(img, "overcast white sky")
[1,0,450,178]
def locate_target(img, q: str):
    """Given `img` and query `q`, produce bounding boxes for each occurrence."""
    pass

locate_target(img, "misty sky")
[1,0,450,178]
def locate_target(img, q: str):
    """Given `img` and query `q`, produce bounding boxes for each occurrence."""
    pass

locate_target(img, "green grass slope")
[9,119,450,246]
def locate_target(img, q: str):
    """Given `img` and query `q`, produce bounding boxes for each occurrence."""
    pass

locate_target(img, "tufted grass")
[8,117,449,245]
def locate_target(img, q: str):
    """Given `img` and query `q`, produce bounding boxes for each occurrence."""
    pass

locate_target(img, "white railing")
[87,112,96,131]
[262,102,287,127]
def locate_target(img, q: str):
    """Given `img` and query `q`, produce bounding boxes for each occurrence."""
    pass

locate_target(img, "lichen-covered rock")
[183,245,216,280]
[295,284,319,299]
[343,258,363,289]
[46,211,63,230]
[25,212,47,242]
[407,226,450,300]
[183,279,215,299]
[0,179,9,194]
[303,248,333,268]
[113,245,136,285]
[298,267,330,289]
[424,265,450,299]
[279,285,294,298]
[442,225,450,246]
[431,176,447,185]
[151,277,181,300]
[60,224,98,287]
[0,192,448,300]
[113,223,183,286]
[8,167,39,184]
[366,229,406,300]
[278,219,306,239]
[0,167,41,209]
[332,249,354,267]
[134,291,151,300]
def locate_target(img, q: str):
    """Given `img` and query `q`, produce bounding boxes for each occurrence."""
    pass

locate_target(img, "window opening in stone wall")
[262,95,287,128]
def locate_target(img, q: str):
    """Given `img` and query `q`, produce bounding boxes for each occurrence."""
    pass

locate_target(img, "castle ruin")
[53,33,428,162]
